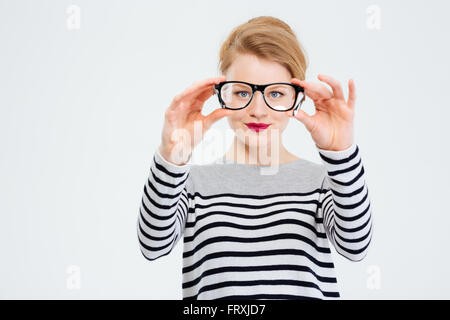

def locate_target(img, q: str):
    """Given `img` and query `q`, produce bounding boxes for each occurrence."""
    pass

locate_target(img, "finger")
[291,78,332,102]
[305,82,333,102]
[291,77,306,89]
[188,84,223,113]
[317,74,344,101]
[204,107,233,130]
[347,78,356,109]
[174,85,216,115]
[183,76,226,101]
[170,76,226,110]
[194,85,216,105]
[288,108,316,133]
[178,82,223,115]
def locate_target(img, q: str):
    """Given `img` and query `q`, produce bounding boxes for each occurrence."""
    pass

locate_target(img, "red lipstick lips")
[246,122,270,133]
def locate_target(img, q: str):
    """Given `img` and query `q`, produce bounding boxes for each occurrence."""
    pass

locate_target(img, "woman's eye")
[236,91,250,98]
[270,91,283,98]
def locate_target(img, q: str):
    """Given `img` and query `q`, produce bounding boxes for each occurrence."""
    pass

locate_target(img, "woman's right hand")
[158,76,232,166]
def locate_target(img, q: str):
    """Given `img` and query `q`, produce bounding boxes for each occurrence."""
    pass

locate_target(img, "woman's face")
[223,53,292,151]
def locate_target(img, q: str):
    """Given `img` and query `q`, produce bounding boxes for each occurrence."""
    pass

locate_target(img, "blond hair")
[218,16,309,80]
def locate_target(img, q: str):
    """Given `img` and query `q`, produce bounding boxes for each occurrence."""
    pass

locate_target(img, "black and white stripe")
[137,144,373,299]
[318,145,373,262]
[137,153,190,261]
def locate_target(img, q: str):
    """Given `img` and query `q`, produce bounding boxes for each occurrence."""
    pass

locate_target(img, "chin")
[238,133,272,149]
[233,123,276,148]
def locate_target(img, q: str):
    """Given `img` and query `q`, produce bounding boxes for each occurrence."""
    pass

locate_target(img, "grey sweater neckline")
[219,156,304,168]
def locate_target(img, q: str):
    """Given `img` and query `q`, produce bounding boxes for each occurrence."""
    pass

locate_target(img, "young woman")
[137,16,373,300]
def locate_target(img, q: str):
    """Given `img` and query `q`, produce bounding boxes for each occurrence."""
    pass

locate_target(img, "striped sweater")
[137,143,373,300]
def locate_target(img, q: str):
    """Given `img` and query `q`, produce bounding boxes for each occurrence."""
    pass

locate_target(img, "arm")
[138,75,231,261]
[318,143,373,262]
[137,147,191,261]
[289,74,372,261]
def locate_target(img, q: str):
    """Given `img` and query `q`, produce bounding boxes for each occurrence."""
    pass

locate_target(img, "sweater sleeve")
[317,143,373,262]
[137,147,192,261]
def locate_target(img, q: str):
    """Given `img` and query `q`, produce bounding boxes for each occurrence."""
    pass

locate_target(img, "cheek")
[227,113,246,130]
[270,113,289,130]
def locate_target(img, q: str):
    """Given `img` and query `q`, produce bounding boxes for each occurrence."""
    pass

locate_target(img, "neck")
[224,135,299,166]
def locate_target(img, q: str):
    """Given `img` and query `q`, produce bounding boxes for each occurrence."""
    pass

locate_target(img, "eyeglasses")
[214,80,305,115]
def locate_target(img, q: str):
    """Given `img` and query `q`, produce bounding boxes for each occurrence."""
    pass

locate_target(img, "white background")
[1,0,449,299]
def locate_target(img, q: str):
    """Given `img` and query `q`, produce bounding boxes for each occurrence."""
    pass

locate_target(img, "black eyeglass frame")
[214,80,306,116]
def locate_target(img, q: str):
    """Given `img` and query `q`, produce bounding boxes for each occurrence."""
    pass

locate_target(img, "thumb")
[290,109,315,133]
[204,108,233,130]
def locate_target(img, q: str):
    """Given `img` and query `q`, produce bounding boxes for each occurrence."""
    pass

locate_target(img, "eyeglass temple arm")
[292,93,306,116]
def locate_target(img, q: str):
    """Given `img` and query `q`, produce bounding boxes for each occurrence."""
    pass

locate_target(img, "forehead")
[226,53,291,84]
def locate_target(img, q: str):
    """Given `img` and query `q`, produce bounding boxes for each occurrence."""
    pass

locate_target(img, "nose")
[246,90,268,118]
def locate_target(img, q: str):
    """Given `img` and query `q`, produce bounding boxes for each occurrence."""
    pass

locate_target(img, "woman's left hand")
[289,74,356,151]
